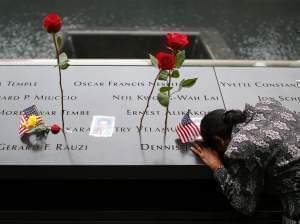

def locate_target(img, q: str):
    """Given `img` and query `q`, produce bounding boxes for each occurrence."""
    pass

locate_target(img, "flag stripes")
[175,110,201,144]
[18,105,43,137]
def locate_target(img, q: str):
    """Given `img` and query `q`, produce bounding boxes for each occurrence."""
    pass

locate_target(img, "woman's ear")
[212,136,227,152]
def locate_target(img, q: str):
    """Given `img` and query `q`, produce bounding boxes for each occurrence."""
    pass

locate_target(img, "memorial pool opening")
[61,30,233,59]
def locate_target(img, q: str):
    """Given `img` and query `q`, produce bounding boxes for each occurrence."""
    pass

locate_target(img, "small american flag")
[176,110,201,144]
[18,105,43,137]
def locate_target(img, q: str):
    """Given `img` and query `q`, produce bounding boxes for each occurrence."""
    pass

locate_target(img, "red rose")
[156,52,176,70]
[166,33,189,50]
[51,124,61,134]
[43,13,62,33]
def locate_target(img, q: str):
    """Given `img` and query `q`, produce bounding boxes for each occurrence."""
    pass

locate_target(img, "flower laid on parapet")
[139,33,198,140]
[43,13,69,141]
[18,105,61,145]
[50,124,61,134]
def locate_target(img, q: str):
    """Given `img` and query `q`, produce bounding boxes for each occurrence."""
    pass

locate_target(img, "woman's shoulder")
[225,121,275,161]
[254,98,282,108]
[252,99,299,131]
[253,98,298,116]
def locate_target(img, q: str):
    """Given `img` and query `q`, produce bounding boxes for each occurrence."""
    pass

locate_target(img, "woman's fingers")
[191,142,203,151]
[191,145,202,154]
[191,146,202,157]
[191,143,224,171]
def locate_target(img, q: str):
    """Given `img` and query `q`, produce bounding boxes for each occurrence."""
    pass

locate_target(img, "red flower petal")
[43,13,62,33]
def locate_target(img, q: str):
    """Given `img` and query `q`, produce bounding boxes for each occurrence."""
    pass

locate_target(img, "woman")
[191,99,300,223]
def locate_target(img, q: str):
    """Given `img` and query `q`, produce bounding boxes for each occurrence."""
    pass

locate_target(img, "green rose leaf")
[60,62,70,70]
[175,50,185,68]
[157,92,169,107]
[180,78,198,88]
[158,70,168,81]
[59,52,68,63]
[56,36,62,50]
[171,70,180,78]
[159,86,173,93]
[149,54,158,67]
[58,52,69,70]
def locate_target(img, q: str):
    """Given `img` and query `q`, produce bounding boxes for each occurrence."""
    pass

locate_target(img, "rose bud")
[156,52,176,70]
[51,124,61,134]
[166,33,189,50]
[43,13,62,33]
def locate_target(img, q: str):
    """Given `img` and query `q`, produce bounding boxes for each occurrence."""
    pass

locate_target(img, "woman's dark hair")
[200,109,247,148]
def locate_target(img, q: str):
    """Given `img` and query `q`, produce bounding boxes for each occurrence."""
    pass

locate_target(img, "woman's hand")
[191,142,224,172]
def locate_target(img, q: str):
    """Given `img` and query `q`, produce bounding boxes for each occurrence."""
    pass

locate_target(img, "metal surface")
[0,62,299,180]
[0,65,221,165]
[61,30,217,59]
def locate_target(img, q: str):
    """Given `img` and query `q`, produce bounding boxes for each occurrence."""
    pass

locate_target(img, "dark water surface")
[0,0,299,59]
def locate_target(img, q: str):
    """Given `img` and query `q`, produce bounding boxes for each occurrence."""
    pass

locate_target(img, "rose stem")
[52,33,67,142]
[163,70,172,143]
[139,70,161,132]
